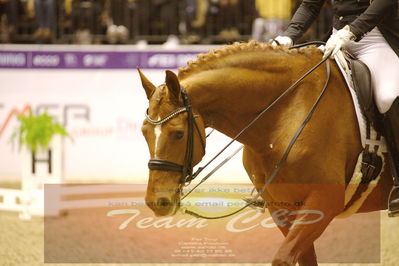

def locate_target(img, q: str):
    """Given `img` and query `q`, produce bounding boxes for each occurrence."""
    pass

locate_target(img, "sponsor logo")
[147,54,197,68]
[0,104,31,137]
[83,54,108,67]
[0,104,90,138]
[33,55,60,67]
[64,53,79,67]
[0,52,26,67]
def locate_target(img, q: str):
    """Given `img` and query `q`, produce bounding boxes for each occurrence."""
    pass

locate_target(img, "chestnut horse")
[139,41,393,266]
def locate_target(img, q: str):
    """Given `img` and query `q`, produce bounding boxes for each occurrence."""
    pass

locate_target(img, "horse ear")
[137,68,156,99]
[165,70,181,101]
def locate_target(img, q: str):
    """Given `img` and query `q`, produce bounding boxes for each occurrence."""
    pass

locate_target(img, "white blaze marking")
[154,118,162,157]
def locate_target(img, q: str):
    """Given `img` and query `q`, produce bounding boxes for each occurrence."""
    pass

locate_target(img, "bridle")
[145,88,205,185]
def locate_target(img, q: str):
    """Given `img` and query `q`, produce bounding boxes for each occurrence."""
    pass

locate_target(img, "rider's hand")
[271,36,293,48]
[323,25,356,59]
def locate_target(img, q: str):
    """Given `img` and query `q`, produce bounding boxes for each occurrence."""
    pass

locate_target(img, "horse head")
[138,69,206,216]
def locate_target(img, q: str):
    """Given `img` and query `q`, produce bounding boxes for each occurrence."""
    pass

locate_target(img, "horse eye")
[174,130,184,140]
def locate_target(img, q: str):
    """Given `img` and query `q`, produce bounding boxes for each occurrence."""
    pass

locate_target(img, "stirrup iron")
[388,185,399,217]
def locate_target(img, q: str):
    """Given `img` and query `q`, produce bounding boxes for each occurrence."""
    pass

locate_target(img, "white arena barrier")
[0,188,24,212]
[0,184,146,219]
[0,135,64,219]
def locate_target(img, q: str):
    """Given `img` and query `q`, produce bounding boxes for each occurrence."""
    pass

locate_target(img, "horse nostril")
[157,197,172,208]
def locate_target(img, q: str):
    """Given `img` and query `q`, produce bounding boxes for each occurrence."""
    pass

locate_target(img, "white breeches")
[345,27,399,113]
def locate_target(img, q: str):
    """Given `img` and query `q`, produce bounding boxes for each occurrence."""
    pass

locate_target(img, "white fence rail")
[0,184,146,219]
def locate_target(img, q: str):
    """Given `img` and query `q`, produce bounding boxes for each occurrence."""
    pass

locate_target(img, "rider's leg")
[346,27,399,216]
[383,98,399,216]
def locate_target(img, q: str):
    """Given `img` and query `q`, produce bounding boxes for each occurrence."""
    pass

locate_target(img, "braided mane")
[177,40,317,80]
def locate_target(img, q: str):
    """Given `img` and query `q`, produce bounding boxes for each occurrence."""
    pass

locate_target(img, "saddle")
[346,52,382,131]
[334,50,384,185]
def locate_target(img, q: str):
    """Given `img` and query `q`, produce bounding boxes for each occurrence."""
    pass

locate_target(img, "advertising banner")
[0,47,247,183]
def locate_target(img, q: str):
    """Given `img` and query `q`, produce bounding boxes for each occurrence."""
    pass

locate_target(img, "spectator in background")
[251,0,291,42]
[32,0,54,43]
[217,0,240,41]
[69,0,104,44]
[103,0,130,44]
[0,0,18,42]
[182,0,208,44]
[151,0,179,45]
[64,0,71,16]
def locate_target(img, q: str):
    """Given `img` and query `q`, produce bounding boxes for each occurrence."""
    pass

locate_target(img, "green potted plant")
[10,111,68,153]
[10,111,69,219]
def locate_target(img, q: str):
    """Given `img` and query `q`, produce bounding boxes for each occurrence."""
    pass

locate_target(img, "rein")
[183,43,331,195]
[182,46,332,219]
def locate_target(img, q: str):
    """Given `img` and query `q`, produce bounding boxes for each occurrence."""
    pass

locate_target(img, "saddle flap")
[349,59,374,120]
[334,50,387,153]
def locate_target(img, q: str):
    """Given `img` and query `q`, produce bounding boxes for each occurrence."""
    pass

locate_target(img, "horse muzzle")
[145,190,181,216]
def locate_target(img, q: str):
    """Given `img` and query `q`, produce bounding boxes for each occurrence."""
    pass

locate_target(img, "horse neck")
[180,57,327,150]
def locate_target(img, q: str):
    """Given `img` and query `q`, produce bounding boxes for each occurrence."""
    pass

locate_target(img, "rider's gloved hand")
[271,36,293,48]
[323,25,356,59]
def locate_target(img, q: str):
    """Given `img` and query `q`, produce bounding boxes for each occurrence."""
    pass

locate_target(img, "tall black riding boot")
[384,97,399,217]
